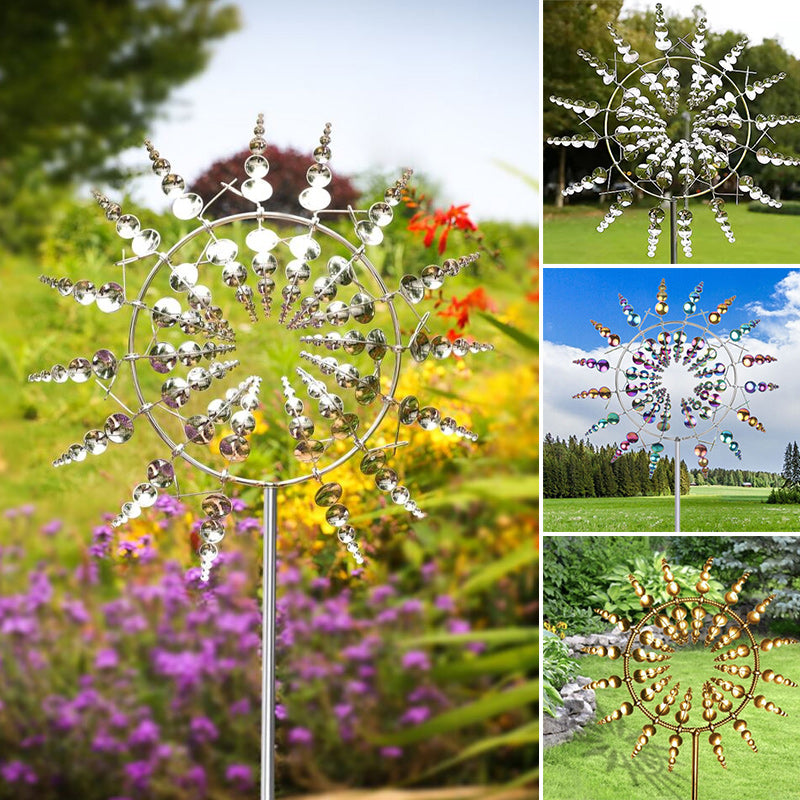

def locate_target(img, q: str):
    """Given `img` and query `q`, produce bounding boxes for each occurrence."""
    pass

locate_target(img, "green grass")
[543,486,800,532]
[543,203,800,263]
[544,645,800,800]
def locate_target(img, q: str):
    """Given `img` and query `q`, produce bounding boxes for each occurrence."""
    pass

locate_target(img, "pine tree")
[792,442,800,485]
[783,442,795,485]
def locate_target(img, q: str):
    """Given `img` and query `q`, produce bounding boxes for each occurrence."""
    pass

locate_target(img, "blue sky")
[543,268,793,350]
[542,267,800,472]
[121,0,539,224]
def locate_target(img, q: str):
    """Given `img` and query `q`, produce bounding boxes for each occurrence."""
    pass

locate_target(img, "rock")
[544,674,597,749]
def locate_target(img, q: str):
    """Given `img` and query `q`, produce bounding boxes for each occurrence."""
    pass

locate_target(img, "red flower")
[408,204,477,254]
[437,287,496,341]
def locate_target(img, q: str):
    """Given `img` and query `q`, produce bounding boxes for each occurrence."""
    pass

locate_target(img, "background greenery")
[0,3,538,797]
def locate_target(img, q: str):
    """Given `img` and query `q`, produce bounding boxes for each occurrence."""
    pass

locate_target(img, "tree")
[191,148,360,219]
[792,442,800,486]
[0,0,240,247]
[782,442,794,485]
[542,0,622,205]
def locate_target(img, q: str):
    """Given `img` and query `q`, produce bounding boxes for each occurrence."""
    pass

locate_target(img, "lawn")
[542,203,800,264]
[543,645,800,800]
[542,486,800,532]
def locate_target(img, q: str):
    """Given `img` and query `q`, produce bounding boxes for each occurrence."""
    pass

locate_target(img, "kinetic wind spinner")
[547,3,800,261]
[26,114,492,800]
[571,278,778,528]
[586,557,796,800]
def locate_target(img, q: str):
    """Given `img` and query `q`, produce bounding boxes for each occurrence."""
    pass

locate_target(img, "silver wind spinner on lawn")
[28,114,493,582]
[547,3,800,261]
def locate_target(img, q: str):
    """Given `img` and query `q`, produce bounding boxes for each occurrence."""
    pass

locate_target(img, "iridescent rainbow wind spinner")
[547,3,800,259]
[586,557,796,800]
[572,278,778,478]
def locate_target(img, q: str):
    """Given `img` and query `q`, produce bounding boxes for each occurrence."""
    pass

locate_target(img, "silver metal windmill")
[28,113,494,799]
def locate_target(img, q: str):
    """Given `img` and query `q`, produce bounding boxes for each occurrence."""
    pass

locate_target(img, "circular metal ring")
[127,210,403,489]
[603,55,752,200]
[622,596,758,734]
[610,317,738,442]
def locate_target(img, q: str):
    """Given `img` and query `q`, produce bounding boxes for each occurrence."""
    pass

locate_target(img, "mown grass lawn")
[543,486,800,532]
[543,646,800,800]
[542,203,800,264]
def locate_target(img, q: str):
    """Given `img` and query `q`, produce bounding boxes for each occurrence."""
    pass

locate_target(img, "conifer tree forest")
[543,434,782,499]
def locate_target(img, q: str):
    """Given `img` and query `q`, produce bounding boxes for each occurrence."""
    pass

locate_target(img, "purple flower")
[92,731,122,753]
[230,497,247,512]
[310,576,330,590]
[434,594,455,612]
[468,641,486,654]
[278,565,301,586]
[95,648,119,670]
[333,703,353,720]
[342,642,373,661]
[190,716,219,744]
[40,518,62,536]
[225,764,253,790]
[19,504,35,517]
[231,698,251,716]
[376,608,399,624]
[288,726,313,746]
[129,719,160,748]
[401,650,431,671]
[400,706,431,725]
[370,585,396,603]
[421,560,437,579]
[1,760,37,784]
[380,746,403,758]
[155,494,184,517]
[236,516,261,534]
[275,703,287,720]
[62,598,90,625]
[183,765,207,795]
[124,760,152,791]
[448,618,471,634]
[401,599,423,615]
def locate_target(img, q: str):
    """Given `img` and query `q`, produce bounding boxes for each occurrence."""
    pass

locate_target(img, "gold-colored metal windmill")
[585,557,797,800]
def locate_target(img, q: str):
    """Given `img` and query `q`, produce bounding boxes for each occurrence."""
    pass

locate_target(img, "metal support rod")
[691,730,700,800]
[674,438,681,533]
[261,485,278,800]
[670,196,678,264]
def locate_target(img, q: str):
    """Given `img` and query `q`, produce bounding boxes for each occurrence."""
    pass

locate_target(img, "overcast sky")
[623,0,800,56]
[120,0,538,224]
[542,267,799,473]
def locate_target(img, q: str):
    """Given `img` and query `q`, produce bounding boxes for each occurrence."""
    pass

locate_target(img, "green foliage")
[717,537,800,629]
[748,200,800,215]
[767,486,800,504]
[0,0,240,250]
[543,536,654,633]
[543,434,688,498]
[542,630,579,717]
[589,550,726,617]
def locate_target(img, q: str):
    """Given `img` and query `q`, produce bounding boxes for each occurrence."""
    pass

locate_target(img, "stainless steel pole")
[261,485,278,800]
[674,438,681,533]
[670,197,678,264]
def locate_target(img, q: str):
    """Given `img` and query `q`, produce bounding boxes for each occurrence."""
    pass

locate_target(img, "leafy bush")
[767,486,800,504]
[717,537,800,632]
[542,630,579,717]
[589,550,726,617]
[543,537,654,634]
[748,200,800,215]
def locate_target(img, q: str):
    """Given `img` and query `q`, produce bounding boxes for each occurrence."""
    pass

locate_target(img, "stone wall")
[544,627,656,749]
[542,676,596,748]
